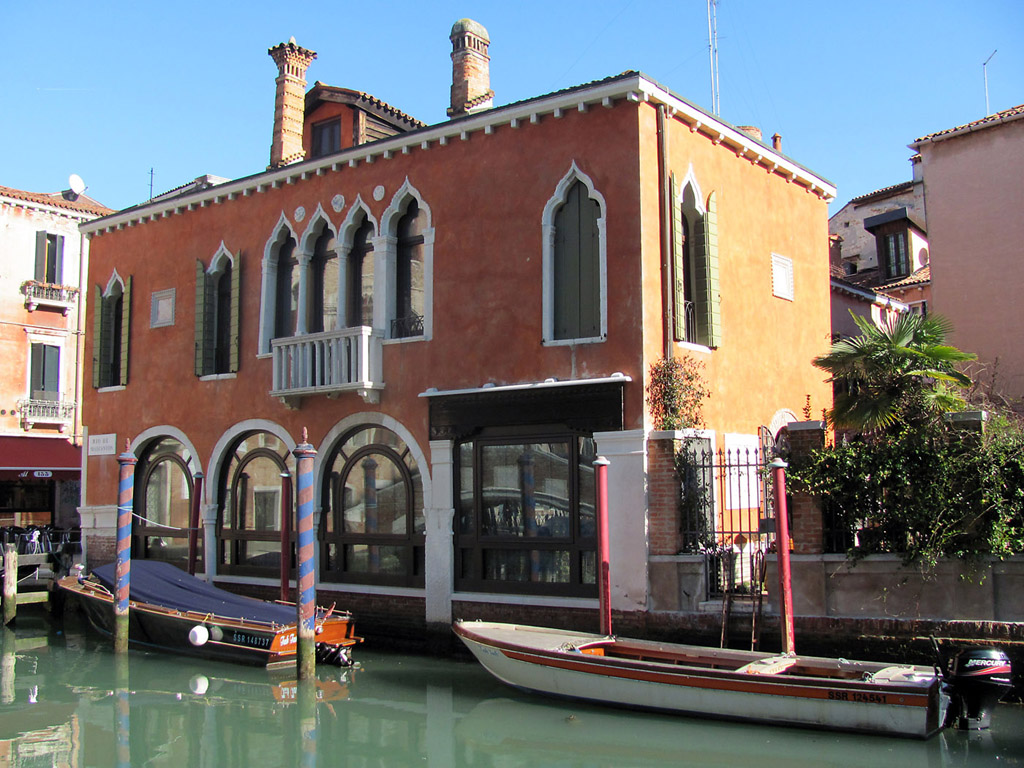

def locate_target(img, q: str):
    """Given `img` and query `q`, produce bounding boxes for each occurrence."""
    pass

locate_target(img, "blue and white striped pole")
[115,440,137,654]
[293,429,317,678]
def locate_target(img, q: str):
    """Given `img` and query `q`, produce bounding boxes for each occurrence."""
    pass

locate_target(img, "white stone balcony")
[18,398,75,431]
[270,326,384,406]
[21,280,79,315]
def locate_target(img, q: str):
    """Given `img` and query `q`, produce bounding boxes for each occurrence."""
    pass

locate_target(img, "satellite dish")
[68,173,86,197]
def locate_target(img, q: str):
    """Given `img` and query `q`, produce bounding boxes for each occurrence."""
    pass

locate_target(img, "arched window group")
[260,190,433,354]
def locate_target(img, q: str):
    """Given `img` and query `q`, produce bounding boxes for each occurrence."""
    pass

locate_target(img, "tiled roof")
[850,180,917,206]
[882,265,930,290]
[833,264,930,294]
[914,103,1024,143]
[0,184,113,217]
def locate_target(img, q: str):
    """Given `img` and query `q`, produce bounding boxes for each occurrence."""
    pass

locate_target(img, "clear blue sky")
[4,0,1021,214]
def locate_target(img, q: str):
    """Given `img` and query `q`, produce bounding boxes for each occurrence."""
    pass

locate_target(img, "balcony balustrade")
[21,281,79,315]
[270,326,384,406]
[17,398,75,431]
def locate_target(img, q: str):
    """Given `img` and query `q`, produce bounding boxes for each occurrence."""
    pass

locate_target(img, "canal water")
[2,614,1021,767]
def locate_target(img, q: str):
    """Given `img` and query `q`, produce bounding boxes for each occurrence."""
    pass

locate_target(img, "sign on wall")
[88,433,117,456]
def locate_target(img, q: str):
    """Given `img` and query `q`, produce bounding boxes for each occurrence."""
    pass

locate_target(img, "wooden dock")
[2,544,56,624]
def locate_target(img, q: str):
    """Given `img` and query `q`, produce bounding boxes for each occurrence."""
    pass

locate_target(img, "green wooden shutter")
[553,184,580,340]
[700,191,721,348]
[92,284,104,388]
[579,194,601,339]
[54,235,64,283]
[35,232,47,282]
[119,276,132,386]
[553,180,600,340]
[195,260,207,376]
[670,174,686,341]
[229,253,241,372]
[33,344,60,400]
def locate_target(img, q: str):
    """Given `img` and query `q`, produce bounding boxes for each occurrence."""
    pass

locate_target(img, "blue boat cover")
[92,560,299,626]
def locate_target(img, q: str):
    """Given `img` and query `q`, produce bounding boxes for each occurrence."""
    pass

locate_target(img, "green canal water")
[2,614,1021,767]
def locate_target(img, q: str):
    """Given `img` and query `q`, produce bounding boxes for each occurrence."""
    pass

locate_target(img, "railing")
[390,312,424,339]
[270,326,384,403]
[21,281,79,315]
[680,300,698,345]
[17,398,75,430]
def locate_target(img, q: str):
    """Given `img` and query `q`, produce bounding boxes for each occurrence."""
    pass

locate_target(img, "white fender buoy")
[189,674,210,695]
[209,625,224,642]
[189,625,210,647]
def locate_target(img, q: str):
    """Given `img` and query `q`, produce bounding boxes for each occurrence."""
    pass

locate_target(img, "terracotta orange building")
[78,20,834,641]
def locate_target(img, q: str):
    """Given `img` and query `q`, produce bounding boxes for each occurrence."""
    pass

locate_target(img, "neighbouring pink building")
[910,104,1024,406]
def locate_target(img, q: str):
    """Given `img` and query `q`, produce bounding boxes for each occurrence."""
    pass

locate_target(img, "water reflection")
[0,618,1020,767]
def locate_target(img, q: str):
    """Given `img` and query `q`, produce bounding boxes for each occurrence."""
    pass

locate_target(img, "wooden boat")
[59,560,360,667]
[454,620,1010,739]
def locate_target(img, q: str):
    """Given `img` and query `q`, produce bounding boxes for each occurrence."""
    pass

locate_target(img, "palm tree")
[814,312,976,432]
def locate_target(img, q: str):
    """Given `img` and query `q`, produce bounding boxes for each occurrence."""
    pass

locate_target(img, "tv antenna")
[149,168,155,201]
[983,50,997,115]
[707,0,720,115]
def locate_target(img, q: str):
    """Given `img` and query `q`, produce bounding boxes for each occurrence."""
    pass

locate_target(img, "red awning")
[0,436,81,480]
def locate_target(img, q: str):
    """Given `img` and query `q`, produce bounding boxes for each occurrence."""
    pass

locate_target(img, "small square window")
[771,254,794,301]
[151,288,176,328]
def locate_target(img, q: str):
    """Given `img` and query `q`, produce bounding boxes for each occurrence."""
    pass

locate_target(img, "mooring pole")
[293,429,317,678]
[115,441,138,654]
[280,471,293,603]
[187,471,204,576]
[2,544,17,626]
[770,458,795,654]
[595,456,612,636]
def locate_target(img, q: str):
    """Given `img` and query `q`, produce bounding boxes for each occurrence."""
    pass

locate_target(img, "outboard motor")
[945,647,1012,730]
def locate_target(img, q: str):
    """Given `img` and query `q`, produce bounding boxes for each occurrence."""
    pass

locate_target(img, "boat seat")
[737,655,797,675]
[867,665,924,684]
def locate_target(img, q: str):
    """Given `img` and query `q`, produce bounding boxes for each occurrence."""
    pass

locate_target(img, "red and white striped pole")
[115,440,137,654]
[595,456,612,636]
[293,429,317,678]
[770,458,795,654]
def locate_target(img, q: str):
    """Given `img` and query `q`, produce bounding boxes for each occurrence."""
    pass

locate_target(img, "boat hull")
[61,575,359,667]
[454,621,947,739]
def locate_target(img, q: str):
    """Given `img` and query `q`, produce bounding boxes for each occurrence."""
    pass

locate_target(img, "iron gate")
[677,426,780,599]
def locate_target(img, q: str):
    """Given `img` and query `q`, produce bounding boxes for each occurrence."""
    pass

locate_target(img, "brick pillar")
[268,38,317,169]
[785,421,826,555]
[648,433,681,555]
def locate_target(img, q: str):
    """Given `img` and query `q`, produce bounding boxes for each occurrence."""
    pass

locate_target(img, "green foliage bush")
[789,414,1024,568]
[647,356,709,431]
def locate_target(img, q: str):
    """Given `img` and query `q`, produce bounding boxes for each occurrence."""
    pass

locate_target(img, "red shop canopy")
[0,435,81,480]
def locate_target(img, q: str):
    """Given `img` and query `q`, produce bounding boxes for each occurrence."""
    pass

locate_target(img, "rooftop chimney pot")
[771,132,782,151]
[268,39,317,169]
[448,19,494,118]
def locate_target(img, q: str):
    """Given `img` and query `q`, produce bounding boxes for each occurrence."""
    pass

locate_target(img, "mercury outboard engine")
[944,647,1013,730]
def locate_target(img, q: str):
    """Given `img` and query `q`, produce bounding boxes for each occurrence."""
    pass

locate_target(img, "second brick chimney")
[268,38,317,169]
[448,19,494,118]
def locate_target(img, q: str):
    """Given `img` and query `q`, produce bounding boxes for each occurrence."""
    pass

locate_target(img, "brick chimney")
[737,125,762,142]
[447,19,494,118]
[268,38,317,169]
